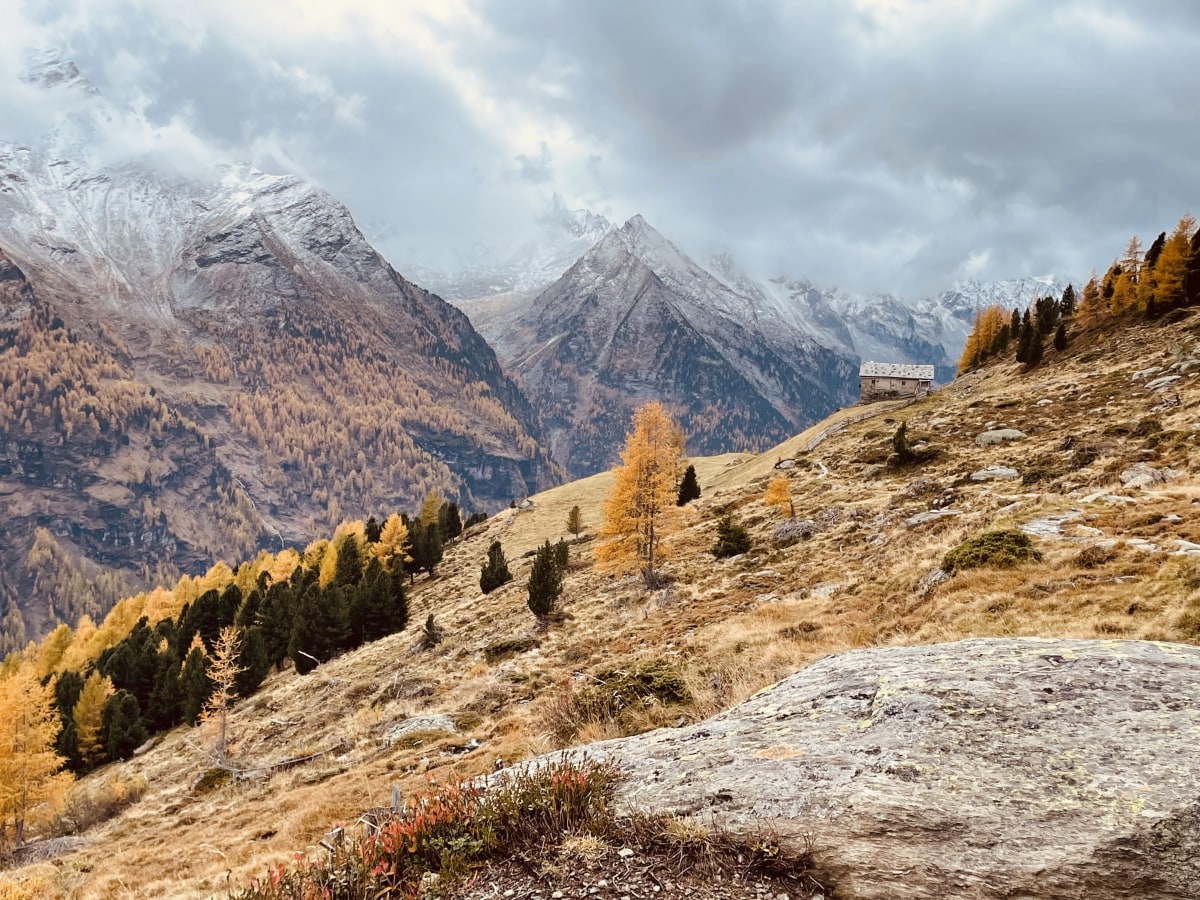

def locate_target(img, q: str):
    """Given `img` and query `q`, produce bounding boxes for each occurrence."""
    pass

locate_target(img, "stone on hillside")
[563,639,1200,900]
[774,458,797,469]
[1119,463,1176,489]
[970,465,1020,482]
[1131,365,1163,382]
[975,428,1026,446]
[861,463,885,479]
[1019,511,1081,539]
[382,714,457,747]
[1145,374,1182,391]
[1080,490,1137,505]
[1174,539,1200,556]
[903,508,960,528]
[1035,398,1053,406]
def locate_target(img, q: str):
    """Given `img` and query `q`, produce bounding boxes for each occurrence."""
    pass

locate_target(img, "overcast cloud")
[2,0,1198,296]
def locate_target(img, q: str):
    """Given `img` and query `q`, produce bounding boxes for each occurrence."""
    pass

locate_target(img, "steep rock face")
[0,252,267,650]
[482,216,858,478]
[0,56,555,642]
[568,638,1200,899]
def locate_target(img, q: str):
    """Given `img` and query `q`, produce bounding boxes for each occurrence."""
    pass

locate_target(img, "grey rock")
[1019,510,1081,539]
[565,639,1200,900]
[1035,398,1053,406]
[903,508,961,527]
[970,465,1020,481]
[1119,463,1175,489]
[1145,375,1182,391]
[975,428,1026,446]
[774,458,797,469]
[1080,491,1137,505]
[1131,365,1163,381]
[382,714,457,747]
[861,463,886,479]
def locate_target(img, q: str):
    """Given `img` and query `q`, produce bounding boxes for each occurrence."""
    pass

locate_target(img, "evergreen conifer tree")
[1054,322,1067,352]
[711,515,752,558]
[479,540,514,594]
[527,540,564,621]
[438,502,463,542]
[1060,284,1076,318]
[52,670,84,771]
[1026,329,1044,367]
[234,627,271,697]
[676,464,701,506]
[101,690,148,761]
[180,646,212,726]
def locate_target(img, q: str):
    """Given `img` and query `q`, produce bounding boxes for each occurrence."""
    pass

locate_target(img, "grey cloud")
[3,1,1199,297]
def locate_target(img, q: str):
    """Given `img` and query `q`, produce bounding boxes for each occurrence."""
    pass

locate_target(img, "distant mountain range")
[0,54,554,648]
[454,215,859,477]
[0,53,1071,646]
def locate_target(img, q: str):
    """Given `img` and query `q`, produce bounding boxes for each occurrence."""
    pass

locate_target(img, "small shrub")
[52,774,147,835]
[483,637,539,664]
[942,529,1041,572]
[192,768,231,795]
[779,622,822,641]
[1074,545,1116,569]
[229,757,622,900]
[711,515,751,558]
[564,660,692,739]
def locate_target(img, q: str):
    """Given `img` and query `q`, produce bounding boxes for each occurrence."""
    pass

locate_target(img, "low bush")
[942,529,1041,572]
[229,756,620,900]
[483,637,539,664]
[711,515,751,558]
[51,774,147,835]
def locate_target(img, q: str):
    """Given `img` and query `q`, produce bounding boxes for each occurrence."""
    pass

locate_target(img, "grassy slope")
[8,314,1200,898]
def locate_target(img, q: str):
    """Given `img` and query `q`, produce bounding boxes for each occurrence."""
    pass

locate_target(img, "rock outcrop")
[569,638,1200,899]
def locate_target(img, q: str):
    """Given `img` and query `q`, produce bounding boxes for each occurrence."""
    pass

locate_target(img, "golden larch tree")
[72,671,112,768]
[202,627,244,768]
[596,402,681,586]
[0,668,70,846]
[376,513,410,566]
[765,475,795,517]
[1153,214,1197,308]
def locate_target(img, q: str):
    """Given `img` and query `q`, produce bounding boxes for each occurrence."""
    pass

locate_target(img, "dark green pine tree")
[234,589,263,628]
[217,583,243,630]
[180,646,212,725]
[102,690,149,761]
[53,670,84,771]
[1144,231,1167,274]
[676,464,701,506]
[1053,322,1068,352]
[364,515,382,544]
[145,648,183,732]
[479,540,514,594]
[178,588,222,654]
[1026,328,1044,367]
[1060,284,1077,318]
[1016,317,1033,364]
[333,534,364,589]
[438,502,463,542]
[98,617,160,712]
[234,626,271,697]
[527,540,564,622]
[289,586,350,674]
[258,581,298,671]
[409,522,444,579]
[554,538,570,571]
[1010,307,1021,335]
[388,563,409,634]
[711,515,752,558]
[350,557,403,645]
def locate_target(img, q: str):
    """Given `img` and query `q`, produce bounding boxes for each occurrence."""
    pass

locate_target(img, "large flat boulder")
[571,639,1200,899]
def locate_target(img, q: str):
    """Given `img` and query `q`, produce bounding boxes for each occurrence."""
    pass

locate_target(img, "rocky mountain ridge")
[466,214,860,477]
[0,54,555,646]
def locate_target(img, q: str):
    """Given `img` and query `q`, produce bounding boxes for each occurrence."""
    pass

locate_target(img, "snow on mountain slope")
[0,53,557,642]
[483,215,859,478]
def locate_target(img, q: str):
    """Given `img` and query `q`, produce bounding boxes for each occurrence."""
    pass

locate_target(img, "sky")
[1,0,1198,297]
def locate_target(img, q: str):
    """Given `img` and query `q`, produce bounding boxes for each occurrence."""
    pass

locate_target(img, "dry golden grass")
[6,315,1200,898]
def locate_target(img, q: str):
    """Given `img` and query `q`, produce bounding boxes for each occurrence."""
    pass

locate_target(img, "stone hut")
[859,361,935,402]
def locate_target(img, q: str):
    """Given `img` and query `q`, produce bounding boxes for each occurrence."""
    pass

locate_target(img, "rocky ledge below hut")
[543,638,1200,900]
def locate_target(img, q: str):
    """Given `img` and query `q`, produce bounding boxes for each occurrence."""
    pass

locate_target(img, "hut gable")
[859,361,935,402]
